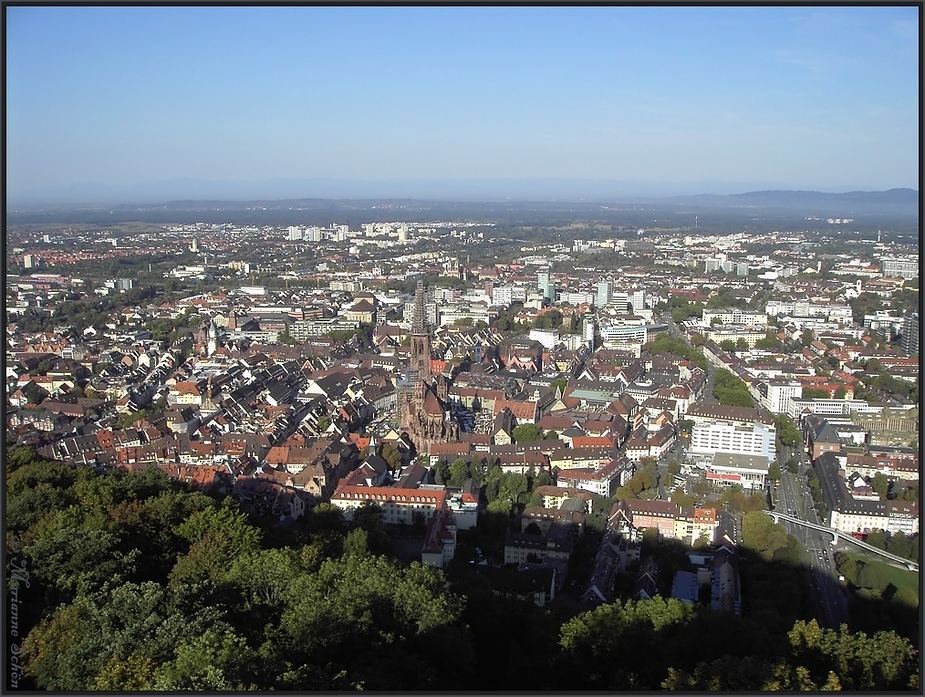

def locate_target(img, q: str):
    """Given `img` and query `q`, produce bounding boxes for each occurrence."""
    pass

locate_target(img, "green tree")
[773,414,801,447]
[712,368,754,407]
[449,457,471,488]
[224,547,300,609]
[276,555,472,690]
[22,581,230,691]
[512,423,543,443]
[767,462,782,482]
[886,531,913,560]
[558,596,698,689]
[870,473,890,501]
[170,503,263,585]
[788,619,918,690]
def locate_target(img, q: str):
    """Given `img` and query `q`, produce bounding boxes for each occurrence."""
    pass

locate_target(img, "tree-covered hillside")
[5,449,919,691]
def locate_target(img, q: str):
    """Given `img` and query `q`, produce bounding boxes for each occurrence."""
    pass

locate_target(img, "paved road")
[778,470,851,628]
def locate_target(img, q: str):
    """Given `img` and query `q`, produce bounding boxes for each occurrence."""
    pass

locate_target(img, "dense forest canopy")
[5,449,919,691]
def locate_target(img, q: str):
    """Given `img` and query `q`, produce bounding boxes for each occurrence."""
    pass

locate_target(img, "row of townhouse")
[609,498,719,546]
[814,451,919,536]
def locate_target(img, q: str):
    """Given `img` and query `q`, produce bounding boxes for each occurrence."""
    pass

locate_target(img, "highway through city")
[661,312,851,628]
[777,469,851,628]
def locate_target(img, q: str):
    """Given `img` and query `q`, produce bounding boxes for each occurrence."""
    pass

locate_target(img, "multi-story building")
[555,458,627,498]
[706,452,770,491]
[885,500,919,536]
[701,308,767,327]
[687,404,776,460]
[901,313,919,355]
[537,270,554,301]
[503,532,574,565]
[801,414,844,460]
[491,285,515,306]
[881,257,919,279]
[420,507,457,569]
[673,506,718,544]
[814,451,919,536]
[611,498,678,538]
[329,484,447,524]
[787,397,871,420]
[595,281,611,307]
[757,379,802,414]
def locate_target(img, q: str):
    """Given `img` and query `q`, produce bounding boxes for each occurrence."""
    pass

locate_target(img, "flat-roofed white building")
[702,308,768,327]
[758,379,802,414]
[706,452,770,491]
[687,404,776,460]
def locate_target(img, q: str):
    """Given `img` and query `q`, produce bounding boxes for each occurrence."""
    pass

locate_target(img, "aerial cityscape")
[4,4,920,693]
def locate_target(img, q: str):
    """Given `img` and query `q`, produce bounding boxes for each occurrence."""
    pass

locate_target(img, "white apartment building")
[702,308,768,327]
[881,258,918,279]
[758,380,802,414]
[491,285,515,306]
[687,405,776,460]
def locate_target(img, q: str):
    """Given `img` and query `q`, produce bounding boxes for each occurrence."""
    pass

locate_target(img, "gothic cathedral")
[399,281,459,454]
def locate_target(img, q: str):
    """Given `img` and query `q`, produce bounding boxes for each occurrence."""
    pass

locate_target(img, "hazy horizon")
[7,6,920,206]
[7,176,919,209]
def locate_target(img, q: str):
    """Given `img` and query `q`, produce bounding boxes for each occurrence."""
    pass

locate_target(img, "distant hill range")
[7,177,918,221]
[147,187,918,218]
[642,188,919,218]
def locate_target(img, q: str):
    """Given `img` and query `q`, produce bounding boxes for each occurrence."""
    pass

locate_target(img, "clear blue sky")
[6,5,920,201]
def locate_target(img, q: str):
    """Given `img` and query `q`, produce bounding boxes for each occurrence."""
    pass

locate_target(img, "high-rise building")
[537,269,554,301]
[583,314,596,347]
[288,226,303,241]
[902,313,919,355]
[595,281,611,307]
[629,289,646,313]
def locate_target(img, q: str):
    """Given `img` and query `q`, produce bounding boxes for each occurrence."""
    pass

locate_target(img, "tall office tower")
[596,281,612,307]
[306,226,321,242]
[398,223,409,243]
[901,313,919,355]
[583,314,596,347]
[629,289,646,313]
[336,225,348,242]
[537,269,554,301]
[288,226,303,241]
[364,223,375,237]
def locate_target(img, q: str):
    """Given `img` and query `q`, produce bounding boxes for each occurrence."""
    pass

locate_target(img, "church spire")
[412,279,427,335]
